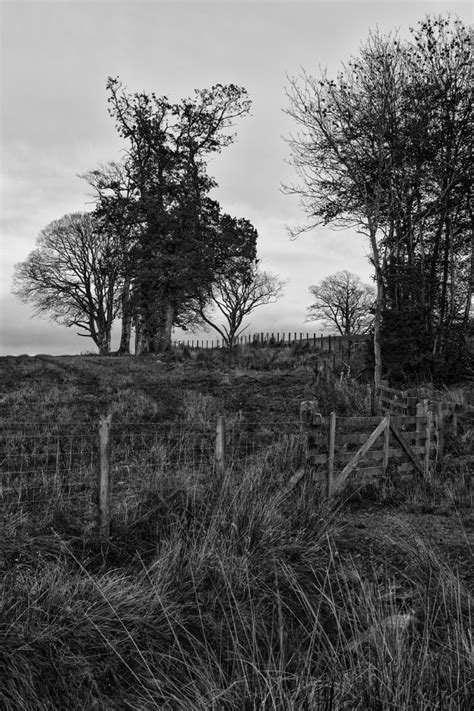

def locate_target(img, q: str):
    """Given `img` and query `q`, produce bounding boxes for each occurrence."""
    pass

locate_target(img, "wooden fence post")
[215,415,225,478]
[424,405,433,481]
[366,384,374,415]
[383,412,390,473]
[327,412,336,497]
[98,412,112,540]
[415,402,424,452]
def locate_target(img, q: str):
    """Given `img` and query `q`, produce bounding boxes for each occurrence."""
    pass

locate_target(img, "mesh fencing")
[2,417,303,523]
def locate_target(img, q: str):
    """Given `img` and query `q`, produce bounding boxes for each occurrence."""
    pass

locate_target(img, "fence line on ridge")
[172,332,370,350]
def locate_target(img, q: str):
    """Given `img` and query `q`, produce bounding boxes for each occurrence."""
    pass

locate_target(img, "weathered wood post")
[366,384,374,415]
[424,403,433,481]
[288,400,323,492]
[378,379,389,414]
[415,402,424,452]
[215,415,225,478]
[98,412,112,540]
[327,412,336,497]
[383,412,390,473]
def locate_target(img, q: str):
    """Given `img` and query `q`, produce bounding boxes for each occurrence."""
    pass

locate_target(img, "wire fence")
[3,382,472,535]
[1,416,303,531]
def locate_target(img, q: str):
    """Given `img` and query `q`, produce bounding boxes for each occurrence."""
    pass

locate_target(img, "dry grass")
[1,355,472,709]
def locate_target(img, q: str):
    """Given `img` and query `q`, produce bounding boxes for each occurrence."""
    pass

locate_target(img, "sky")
[1,0,472,355]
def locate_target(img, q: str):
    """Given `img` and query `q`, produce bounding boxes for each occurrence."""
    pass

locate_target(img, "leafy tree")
[104,77,252,354]
[306,271,375,335]
[285,15,472,383]
[196,261,285,347]
[12,213,122,354]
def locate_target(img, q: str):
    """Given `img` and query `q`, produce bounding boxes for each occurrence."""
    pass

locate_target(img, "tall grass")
[1,357,472,709]
[3,443,472,709]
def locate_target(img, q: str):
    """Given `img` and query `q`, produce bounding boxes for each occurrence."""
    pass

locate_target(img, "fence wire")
[1,418,302,519]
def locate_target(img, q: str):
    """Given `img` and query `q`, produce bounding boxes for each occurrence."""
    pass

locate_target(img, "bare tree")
[284,17,472,384]
[306,270,375,335]
[197,265,285,347]
[12,213,122,354]
[81,160,138,355]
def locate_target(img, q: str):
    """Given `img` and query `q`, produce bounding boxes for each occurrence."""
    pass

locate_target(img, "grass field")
[1,351,473,710]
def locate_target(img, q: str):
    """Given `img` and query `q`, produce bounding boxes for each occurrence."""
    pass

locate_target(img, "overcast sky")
[1,0,471,355]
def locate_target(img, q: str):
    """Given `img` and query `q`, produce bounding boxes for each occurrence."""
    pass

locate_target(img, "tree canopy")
[306,271,374,335]
[285,15,472,382]
[13,213,122,354]
[99,77,254,354]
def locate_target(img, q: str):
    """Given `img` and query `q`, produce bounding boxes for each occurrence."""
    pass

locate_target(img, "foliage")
[12,213,122,354]
[285,15,473,383]
[100,77,253,354]
[306,270,375,335]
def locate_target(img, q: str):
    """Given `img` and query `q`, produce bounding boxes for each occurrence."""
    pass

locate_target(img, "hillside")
[1,353,473,710]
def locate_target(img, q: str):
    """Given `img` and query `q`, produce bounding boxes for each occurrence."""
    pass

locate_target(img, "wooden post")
[320,333,323,349]
[215,416,225,478]
[415,402,424,453]
[327,411,336,497]
[378,379,388,415]
[383,412,390,473]
[328,335,332,352]
[98,413,112,540]
[313,333,316,347]
[366,384,373,415]
[424,406,433,481]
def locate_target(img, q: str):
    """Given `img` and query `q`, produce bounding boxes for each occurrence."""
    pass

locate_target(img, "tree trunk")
[134,314,147,355]
[153,301,175,353]
[373,275,383,388]
[97,330,111,355]
[118,278,132,355]
[368,223,384,388]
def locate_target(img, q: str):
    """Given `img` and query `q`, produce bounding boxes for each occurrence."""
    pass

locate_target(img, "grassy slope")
[1,353,473,710]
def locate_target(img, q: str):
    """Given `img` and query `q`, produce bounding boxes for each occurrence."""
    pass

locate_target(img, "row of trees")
[13,15,472,382]
[14,80,284,353]
[285,16,472,382]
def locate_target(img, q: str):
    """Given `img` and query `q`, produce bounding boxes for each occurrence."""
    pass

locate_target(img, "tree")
[81,161,138,355]
[306,271,375,335]
[12,213,122,354]
[104,77,252,354]
[196,262,285,347]
[284,15,472,383]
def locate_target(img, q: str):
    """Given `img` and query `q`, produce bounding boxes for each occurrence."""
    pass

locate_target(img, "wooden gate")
[296,402,438,496]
